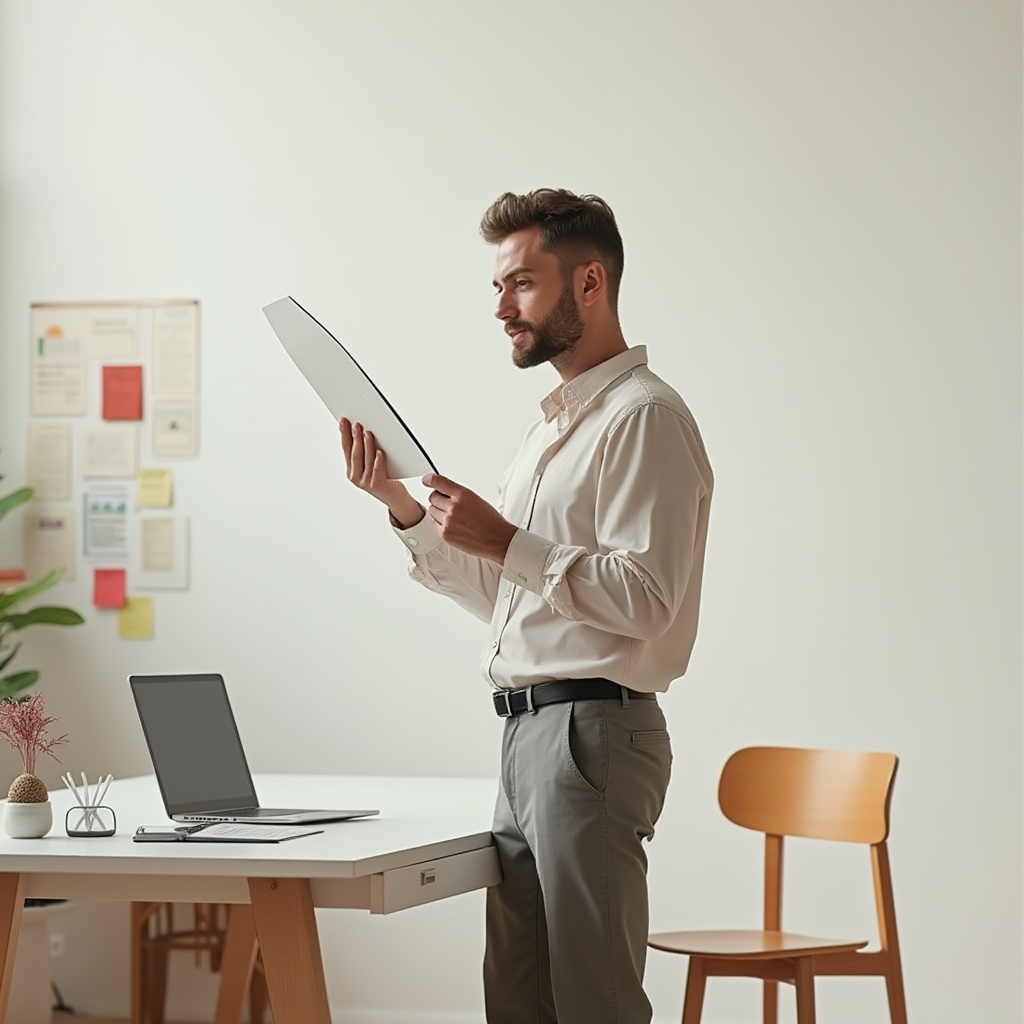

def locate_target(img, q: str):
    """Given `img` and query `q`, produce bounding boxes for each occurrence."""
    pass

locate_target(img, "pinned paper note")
[118,597,153,639]
[102,365,143,420]
[81,426,138,478]
[137,468,173,508]
[24,507,76,582]
[30,306,87,417]
[93,568,126,608]
[27,424,71,501]
[151,398,198,458]
[83,483,132,560]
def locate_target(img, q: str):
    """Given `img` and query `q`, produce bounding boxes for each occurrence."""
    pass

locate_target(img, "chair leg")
[148,946,169,1024]
[763,979,779,1024]
[792,958,817,1024]
[681,957,708,1024]
[130,903,152,1024]
[250,968,269,1024]
[213,904,259,1024]
[884,959,909,1024]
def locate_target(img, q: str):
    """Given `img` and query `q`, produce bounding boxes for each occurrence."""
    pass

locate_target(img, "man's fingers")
[348,422,367,481]
[428,489,451,513]
[339,418,353,460]
[370,448,387,488]
[360,430,378,488]
[422,473,460,496]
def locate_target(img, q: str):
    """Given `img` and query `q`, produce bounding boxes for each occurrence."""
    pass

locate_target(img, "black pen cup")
[65,805,116,837]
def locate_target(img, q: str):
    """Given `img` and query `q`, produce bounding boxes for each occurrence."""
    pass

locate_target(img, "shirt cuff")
[392,511,444,555]
[502,529,553,593]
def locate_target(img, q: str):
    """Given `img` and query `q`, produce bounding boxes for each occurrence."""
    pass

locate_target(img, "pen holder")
[65,805,116,838]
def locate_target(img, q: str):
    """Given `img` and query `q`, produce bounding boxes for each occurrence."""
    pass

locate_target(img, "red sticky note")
[93,568,126,608]
[102,365,143,420]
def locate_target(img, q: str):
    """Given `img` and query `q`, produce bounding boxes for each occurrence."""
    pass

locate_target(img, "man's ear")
[578,261,607,308]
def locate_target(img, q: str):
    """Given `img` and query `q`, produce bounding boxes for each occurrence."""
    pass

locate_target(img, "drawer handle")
[421,868,436,886]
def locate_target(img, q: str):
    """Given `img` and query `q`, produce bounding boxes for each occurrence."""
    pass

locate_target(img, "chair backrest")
[718,746,898,844]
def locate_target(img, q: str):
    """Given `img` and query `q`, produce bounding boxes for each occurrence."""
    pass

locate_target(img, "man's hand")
[339,418,424,529]
[422,473,517,565]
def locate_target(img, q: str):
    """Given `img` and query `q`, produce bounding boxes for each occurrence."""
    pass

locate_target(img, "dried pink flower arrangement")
[0,695,68,803]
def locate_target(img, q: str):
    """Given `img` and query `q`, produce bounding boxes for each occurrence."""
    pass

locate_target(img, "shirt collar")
[540,346,649,426]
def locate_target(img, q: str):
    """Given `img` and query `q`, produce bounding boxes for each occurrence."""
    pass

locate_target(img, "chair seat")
[648,928,868,959]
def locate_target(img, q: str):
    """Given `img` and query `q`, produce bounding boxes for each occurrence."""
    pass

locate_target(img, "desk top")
[0,775,498,881]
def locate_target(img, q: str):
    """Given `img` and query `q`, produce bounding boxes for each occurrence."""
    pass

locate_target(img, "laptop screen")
[130,673,259,816]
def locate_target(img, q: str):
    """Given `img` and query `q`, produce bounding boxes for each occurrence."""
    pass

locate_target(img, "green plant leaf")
[5,607,85,629]
[0,644,22,673]
[0,671,39,700]
[0,487,33,523]
[0,569,61,614]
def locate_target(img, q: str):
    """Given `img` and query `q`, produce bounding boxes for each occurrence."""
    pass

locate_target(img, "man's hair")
[480,189,625,309]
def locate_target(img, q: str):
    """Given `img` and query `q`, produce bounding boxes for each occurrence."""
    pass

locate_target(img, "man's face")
[493,228,584,369]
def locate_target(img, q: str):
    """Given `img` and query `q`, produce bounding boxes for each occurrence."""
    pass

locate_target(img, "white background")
[0,2,1019,1022]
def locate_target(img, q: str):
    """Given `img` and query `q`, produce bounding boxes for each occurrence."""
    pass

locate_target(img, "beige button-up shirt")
[395,346,713,693]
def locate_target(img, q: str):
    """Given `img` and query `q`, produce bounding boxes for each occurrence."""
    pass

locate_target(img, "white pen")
[92,774,114,822]
[62,773,86,807]
[62,774,90,831]
[81,772,96,829]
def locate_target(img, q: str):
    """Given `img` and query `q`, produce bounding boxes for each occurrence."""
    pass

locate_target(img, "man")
[339,189,713,1024]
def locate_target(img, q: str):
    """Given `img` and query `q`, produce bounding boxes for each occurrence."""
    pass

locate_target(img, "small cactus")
[8,772,47,803]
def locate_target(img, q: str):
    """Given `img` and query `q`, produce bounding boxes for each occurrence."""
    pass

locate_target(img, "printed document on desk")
[263,296,437,480]
[134,822,322,843]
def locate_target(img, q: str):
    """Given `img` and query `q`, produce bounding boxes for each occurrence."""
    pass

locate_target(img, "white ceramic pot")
[2,800,52,839]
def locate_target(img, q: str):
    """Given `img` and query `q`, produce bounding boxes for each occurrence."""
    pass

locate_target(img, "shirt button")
[407,538,418,548]
[517,573,527,582]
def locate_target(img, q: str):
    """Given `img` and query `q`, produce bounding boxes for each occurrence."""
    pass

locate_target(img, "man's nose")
[495,291,517,321]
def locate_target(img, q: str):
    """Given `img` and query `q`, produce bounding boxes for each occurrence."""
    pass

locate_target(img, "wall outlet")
[48,933,65,959]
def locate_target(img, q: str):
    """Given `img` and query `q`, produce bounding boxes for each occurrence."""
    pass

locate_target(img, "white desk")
[0,775,501,1024]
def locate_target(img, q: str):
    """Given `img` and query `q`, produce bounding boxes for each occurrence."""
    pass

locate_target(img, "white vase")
[2,801,52,838]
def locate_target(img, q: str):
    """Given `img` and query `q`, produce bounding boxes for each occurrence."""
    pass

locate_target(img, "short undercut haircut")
[480,188,625,310]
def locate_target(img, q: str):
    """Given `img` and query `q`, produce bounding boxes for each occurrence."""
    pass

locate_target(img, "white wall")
[0,1,1020,1022]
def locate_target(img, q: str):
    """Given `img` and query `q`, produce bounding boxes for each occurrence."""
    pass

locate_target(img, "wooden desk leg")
[248,878,331,1024]
[0,873,26,1024]
[214,904,259,1024]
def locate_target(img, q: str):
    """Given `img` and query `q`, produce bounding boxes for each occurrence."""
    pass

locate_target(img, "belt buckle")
[494,687,536,717]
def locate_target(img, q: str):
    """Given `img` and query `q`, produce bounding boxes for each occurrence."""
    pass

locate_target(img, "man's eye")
[515,280,529,289]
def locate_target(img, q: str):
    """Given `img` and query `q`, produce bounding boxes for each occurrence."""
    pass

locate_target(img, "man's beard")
[508,280,585,369]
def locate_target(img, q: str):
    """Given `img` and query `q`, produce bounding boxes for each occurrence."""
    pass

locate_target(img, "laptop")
[129,673,379,824]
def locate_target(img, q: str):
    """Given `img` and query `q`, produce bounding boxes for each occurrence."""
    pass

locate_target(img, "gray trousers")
[483,693,673,1024]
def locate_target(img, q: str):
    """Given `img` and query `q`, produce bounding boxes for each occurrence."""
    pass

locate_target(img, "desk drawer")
[369,845,501,914]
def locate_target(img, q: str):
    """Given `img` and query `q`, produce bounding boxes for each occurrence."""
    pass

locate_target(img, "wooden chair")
[130,901,271,1023]
[648,746,907,1024]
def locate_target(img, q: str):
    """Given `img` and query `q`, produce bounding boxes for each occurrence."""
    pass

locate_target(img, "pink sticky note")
[93,568,127,608]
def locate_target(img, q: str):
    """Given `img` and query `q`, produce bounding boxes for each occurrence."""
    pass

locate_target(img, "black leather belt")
[492,678,657,718]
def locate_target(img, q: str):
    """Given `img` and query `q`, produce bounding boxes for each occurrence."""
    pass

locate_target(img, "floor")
[55,1017,188,1023]
[54,1017,188,1023]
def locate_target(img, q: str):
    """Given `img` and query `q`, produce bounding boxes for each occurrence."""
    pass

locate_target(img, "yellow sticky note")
[118,597,154,639]
[137,468,173,508]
